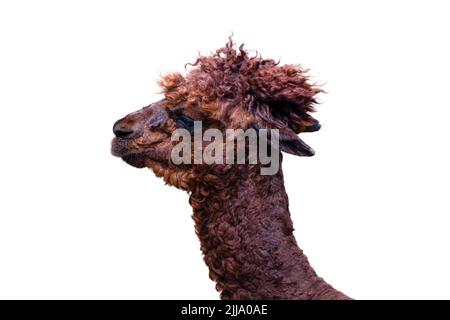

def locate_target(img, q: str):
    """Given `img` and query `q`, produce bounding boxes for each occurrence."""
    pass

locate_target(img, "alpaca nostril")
[113,121,135,138]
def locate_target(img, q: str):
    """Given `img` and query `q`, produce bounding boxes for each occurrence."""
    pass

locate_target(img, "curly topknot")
[159,38,322,133]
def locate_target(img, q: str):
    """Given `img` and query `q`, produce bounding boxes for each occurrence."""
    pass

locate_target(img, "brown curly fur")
[111,39,350,299]
[159,40,321,133]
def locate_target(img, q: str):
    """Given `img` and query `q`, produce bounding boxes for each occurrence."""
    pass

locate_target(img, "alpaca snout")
[113,119,139,138]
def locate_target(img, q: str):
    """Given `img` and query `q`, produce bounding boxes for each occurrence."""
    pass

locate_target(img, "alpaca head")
[111,40,322,190]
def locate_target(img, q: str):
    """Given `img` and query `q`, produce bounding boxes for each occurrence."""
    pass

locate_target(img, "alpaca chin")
[122,153,147,168]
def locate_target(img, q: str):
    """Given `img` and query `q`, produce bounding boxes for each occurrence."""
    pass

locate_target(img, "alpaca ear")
[277,127,315,157]
[255,124,315,157]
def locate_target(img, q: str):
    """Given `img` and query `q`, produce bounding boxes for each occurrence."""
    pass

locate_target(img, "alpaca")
[111,40,350,300]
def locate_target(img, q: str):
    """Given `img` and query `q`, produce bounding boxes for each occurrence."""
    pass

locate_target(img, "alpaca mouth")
[111,138,168,169]
[111,138,146,168]
[111,138,131,158]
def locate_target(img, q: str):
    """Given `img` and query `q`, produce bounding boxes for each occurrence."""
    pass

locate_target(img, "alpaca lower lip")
[111,142,143,163]
[111,139,164,168]
[111,138,138,158]
[111,139,128,157]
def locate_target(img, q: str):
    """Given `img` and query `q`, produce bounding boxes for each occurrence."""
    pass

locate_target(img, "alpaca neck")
[189,163,349,300]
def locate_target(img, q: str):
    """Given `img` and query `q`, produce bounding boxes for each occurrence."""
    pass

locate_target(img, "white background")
[0,0,449,299]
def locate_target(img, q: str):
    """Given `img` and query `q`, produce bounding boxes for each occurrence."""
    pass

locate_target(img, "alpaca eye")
[147,114,166,128]
[172,111,195,132]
